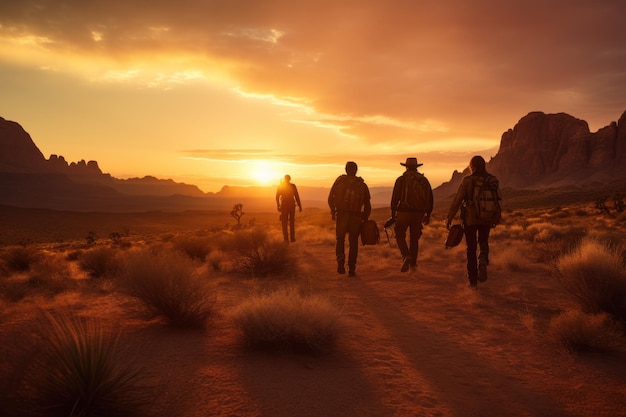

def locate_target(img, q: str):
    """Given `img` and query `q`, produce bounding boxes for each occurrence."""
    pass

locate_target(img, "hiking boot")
[337,264,346,274]
[478,262,488,282]
[401,257,411,273]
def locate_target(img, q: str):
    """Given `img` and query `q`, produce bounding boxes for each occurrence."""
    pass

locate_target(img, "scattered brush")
[78,245,122,278]
[171,234,212,262]
[555,239,626,325]
[2,245,41,272]
[231,287,344,355]
[228,228,295,277]
[118,248,216,328]
[549,309,623,353]
[24,310,152,417]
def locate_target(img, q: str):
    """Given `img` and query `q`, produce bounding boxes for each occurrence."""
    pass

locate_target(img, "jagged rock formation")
[437,110,626,197]
[0,116,206,204]
[489,111,626,187]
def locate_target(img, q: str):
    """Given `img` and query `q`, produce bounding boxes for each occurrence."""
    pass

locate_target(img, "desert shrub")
[555,239,626,324]
[227,228,295,277]
[495,245,527,271]
[26,253,76,298]
[23,311,151,417]
[231,287,344,355]
[78,245,122,278]
[3,245,41,272]
[549,309,622,353]
[207,250,223,272]
[118,248,215,328]
[171,234,212,262]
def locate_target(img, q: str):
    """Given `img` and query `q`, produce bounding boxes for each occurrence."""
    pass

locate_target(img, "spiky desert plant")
[549,309,622,353]
[231,287,344,355]
[229,228,294,277]
[118,248,215,328]
[27,311,150,417]
[555,239,626,324]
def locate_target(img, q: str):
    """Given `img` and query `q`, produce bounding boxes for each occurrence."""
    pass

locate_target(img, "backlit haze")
[1,1,625,193]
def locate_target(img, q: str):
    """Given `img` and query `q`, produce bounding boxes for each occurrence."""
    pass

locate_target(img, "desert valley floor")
[1,204,625,417]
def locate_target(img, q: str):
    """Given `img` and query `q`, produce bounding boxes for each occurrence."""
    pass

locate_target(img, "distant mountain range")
[1,111,625,212]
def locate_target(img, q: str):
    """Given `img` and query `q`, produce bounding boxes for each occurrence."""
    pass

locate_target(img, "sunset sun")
[251,161,280,185]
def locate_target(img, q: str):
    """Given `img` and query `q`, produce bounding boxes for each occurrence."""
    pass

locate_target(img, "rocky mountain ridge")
[2,111,626,212]
[436,110,626,197]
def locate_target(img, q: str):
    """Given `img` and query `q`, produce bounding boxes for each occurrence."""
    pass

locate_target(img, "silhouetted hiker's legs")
[465,225,479,287]
[289,209,296,242]
[280,211,289,242]
[395,213,410,269]
[335,212,349,273]
[477,225,490,265]
[408,214,423,268]
[347,213,361,275]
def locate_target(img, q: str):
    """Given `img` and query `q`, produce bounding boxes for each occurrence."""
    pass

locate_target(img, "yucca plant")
[28,311,150,417]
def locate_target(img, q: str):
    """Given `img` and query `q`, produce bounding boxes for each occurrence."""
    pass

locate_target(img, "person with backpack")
[328,161,372,277]
[390,157,433,272]
[276,174,302,242]
[446,155,502,288]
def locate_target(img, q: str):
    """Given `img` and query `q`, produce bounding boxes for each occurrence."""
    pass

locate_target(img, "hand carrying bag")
[445,224,464,248]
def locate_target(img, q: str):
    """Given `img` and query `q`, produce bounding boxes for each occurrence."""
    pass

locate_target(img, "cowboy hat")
[400,157,423,167]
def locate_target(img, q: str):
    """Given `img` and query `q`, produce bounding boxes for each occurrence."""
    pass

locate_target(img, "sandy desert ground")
[1,203,625,417]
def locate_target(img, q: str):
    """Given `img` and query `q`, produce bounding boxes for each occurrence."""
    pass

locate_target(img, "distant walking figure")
[390,157,433,272]
[275,175,302,242]
[328,161,371,277]
[446,155,502,289]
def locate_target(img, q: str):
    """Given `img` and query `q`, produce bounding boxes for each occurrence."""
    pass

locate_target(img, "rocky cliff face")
[437,110,626,197]
[488,111,626,187]
[0,116,206,206]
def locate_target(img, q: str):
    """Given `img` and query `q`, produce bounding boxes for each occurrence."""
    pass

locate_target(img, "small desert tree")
[230,203,245,225]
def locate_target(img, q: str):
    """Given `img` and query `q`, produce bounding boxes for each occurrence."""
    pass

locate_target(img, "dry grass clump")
[225,228,295,277]
[231,287,344,355]
[2,245,41,272]
[0,252,76,302]
[549,309,623,353]
[21,311,151,417]
[495,244,529,272]
[555,239,626,325]
[171,234,212,262]
[118,248,215,328]
[78,245,122,278]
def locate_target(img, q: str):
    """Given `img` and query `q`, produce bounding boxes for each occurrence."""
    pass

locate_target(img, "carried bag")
[445,224,464,248]
[360,220,380,245]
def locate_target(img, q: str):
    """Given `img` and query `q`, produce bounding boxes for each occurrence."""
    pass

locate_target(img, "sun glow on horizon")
[250,160,281,186]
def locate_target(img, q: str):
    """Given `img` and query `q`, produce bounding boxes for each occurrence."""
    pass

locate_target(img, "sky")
[1,0,625,193]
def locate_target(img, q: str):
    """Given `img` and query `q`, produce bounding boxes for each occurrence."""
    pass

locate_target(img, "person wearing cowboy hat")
[390,157,433,272]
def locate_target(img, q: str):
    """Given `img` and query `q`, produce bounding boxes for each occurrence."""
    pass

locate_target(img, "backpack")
[360,220,380,245]
[278,183,296,206]
[334,176,365,212]
[471,174,502,225]
[399,171,430,211]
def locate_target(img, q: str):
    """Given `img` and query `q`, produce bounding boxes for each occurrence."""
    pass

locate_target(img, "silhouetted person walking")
[390,157,433,272]
[446,155,502,289]
[276,174,302,242]
[328,161,371,277]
